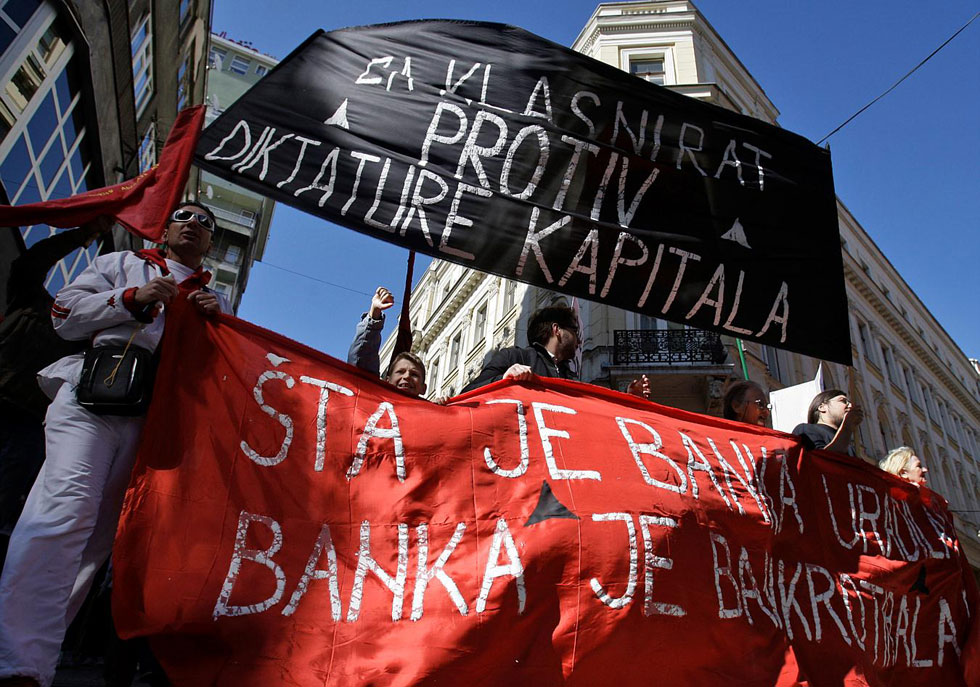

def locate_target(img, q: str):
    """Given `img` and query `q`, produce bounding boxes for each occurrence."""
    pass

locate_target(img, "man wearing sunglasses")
[461,304,581,394]
[0,202,230,687]
[462,303,651,398]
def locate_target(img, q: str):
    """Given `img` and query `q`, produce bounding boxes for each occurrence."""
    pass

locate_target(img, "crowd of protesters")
[0,202,939,686]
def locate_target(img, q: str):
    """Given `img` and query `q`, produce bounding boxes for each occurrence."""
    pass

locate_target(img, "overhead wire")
[817,11,979,145]
[256,259,375,297]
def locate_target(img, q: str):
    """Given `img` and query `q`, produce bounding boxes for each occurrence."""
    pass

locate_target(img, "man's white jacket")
[38,249,229,399]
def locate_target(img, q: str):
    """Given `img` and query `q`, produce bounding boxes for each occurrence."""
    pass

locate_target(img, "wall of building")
[199,32,277,311]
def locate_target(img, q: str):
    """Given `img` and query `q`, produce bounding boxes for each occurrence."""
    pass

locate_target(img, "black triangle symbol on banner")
[909,565,930,595]
[525,481,579,526]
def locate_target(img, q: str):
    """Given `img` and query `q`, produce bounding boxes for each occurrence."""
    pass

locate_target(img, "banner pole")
[388,249,416,369]
[735,338,750,380]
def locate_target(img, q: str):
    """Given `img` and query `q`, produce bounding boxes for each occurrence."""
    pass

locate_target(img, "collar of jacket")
[531,341,564,375]
[133,248,212,290]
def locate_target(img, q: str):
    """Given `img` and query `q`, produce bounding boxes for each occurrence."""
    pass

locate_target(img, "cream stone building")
[380,1,979,571]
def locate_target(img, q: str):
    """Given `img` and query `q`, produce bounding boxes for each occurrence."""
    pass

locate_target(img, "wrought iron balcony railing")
[613,329,728,365]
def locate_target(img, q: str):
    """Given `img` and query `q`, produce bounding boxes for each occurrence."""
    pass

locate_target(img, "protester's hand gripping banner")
[194,21,850,364]
[112,304,977,686]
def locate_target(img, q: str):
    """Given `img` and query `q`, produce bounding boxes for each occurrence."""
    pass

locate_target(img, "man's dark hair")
[527,305,578,346]
[385,351,426,378]
[174,200,217,227]
[807,389,846,424]
[722,381,763,421]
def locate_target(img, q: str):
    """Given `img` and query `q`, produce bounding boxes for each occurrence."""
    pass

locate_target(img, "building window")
[224,244,241,265]
[0,0,41,55]
[902,366,918,405]
[880,344,900,386]
[5,54,44,112]
[763,345,781,381]
[449,332,461,371]
[0,9,99,290]
[179,0,192,27]
[255,64,268,77]
[474,303,487,344]
[131,12,154,116]
[429,357,440,391]
[630,58,665,85]
[637,314,658,330]
[229,55,251,75]
[1,0,40,29]
[176,51,191,110]
[36,22,66,67]
[503,279,516,312]
[208,46,226,70]
[137,122,156,172]
[856,322,873,363]
[938,404,951,435]
[924,387,939,422]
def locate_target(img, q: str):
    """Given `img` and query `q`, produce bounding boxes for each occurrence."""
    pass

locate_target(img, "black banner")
[195,21,850,364]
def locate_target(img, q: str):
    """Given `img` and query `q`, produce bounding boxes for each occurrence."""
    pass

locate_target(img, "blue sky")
[211,0,979,363]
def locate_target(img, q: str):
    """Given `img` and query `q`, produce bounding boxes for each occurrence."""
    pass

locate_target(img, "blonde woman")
[879,446,929,486]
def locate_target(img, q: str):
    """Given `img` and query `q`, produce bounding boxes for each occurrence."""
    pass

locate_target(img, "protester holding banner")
[880,446,929,485]
[722,380,771,427]
[0,202,229,687]
[792,389,864,454]
[347,286,427,397]
[461,304,580,392]
[462,304,651,399]
[108,299,979,686]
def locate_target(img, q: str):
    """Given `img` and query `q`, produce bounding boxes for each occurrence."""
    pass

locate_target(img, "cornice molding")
[577,17,696,53]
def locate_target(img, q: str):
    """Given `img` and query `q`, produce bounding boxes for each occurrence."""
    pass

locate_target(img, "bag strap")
[103,324,144,387]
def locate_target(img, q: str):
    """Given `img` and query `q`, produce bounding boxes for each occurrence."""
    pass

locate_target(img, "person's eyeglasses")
[171,209,215,231]
[751,399,772,410]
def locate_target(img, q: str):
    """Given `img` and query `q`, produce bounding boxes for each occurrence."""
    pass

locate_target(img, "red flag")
[112,302,979,686]
[0,106,205,241]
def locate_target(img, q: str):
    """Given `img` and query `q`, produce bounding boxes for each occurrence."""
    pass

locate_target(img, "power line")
[817,11,979,145]
[256,259,374,297]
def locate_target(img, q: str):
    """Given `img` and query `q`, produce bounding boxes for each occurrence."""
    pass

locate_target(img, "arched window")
[936,452,958,507]
[876,406,894,457]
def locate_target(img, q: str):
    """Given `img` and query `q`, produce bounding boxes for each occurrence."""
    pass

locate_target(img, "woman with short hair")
[879,446,929,485]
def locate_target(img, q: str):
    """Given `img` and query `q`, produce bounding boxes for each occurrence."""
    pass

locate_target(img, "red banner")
[0,106,204,241]
[113,302,979,686]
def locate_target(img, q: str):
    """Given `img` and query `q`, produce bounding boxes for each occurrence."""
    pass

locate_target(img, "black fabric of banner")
[195,21,850,364]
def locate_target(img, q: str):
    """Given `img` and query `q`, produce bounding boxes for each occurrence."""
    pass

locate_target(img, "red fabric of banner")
[113,302,979,686]
[0,106,204,241]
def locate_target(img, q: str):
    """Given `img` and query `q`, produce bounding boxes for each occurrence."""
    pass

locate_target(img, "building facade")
[199,32,277,311]
[380,1,980,570]
[0,0,212,305]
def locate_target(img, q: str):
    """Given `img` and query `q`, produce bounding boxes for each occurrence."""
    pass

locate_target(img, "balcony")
[613,329,728,365]
[211,206,256,230]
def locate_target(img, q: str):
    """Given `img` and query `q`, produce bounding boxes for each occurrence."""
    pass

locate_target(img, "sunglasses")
[171,209,215,231]
[750,399,772,410]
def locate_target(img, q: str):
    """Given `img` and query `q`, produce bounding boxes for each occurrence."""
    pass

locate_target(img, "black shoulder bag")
[76,327,157,416]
